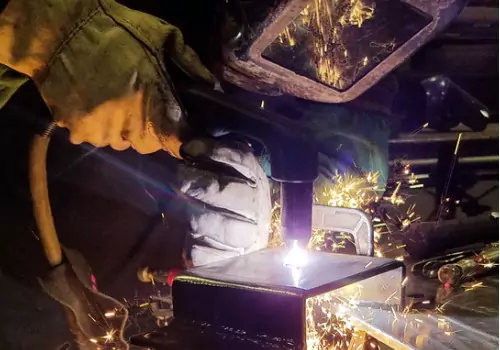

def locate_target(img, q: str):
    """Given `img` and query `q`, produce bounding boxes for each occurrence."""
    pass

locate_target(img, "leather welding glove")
[0,0,214,157]
[179,138,272,267]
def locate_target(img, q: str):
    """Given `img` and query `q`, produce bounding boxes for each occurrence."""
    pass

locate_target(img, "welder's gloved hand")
[179,139,272,267]
[0,0,214,157]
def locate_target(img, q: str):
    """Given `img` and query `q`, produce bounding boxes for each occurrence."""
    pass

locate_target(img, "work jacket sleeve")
[0,63,28,109]
[0,0,213,80]
[0,0,215,156]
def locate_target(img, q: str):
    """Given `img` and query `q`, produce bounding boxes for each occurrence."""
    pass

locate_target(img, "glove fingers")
[191,246,240,267]
[182,139,259,183]
[180,166,259,222]
[318,152,337,179]
[180,139,272,267]
[190,211,259,251]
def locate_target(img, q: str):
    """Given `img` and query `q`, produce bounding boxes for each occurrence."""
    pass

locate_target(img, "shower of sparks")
[301,282,459,349]
[463,281,486,292]
[84,281,173,347]
[265,162,435,348]
[437,133,463,221]
[435,301,451,315]
[86,311,123,347]
[268,201,285,248]
[410,122,429,135]
[401,277,408,287]
[102,329,116,343]
[481,262,498,269]
[104,310,116,318]
[276,0,396,90]
[315,171,381,209]
[386,297,466,348]
[267,157,479,347]
[268,161,420,259]
[305,286,364,349]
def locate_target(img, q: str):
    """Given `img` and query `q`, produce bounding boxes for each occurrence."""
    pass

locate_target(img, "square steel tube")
[172,249,405,348]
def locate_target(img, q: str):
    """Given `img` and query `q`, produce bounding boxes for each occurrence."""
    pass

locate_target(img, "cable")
[29,122,62,267]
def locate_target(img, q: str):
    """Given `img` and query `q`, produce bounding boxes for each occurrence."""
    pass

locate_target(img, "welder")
[0,0,394,266]
[0,0,397,347]
[0,0,275,268]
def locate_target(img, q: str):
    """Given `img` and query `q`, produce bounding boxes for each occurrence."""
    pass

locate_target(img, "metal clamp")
[312,205,374,256]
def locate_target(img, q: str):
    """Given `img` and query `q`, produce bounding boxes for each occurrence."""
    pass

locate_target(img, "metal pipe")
[455,6,498,23]
[404,214,498,258]
[390,127,498,144]
[401,170,498,180]
[391,155,498,166]
[29,123,62,267]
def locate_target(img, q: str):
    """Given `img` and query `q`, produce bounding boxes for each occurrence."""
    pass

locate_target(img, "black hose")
[404,214,499,259]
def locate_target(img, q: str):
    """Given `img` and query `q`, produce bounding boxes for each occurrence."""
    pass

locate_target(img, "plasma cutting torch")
[130,84,404,350]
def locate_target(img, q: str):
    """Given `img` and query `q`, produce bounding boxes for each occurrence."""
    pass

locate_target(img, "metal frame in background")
[389,124,499,220]
[222,0,468,103]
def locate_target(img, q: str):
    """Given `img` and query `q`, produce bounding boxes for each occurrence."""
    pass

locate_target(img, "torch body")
[281,182,314,247]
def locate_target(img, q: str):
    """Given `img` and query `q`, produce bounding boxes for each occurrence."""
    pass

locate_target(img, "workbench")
[348,270,498,350]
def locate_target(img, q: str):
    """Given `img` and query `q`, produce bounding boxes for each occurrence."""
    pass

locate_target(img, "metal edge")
[305,259,406,299]
[172,274,304,296]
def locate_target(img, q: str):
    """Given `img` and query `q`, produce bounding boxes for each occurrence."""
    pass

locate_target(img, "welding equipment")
[26,0,472,348]
[438,244,499,286]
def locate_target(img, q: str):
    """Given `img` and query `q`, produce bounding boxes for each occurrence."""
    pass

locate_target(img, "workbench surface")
[359,266,500,350]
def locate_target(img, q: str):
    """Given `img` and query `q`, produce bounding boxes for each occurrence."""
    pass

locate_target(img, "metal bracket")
[312,205,374,257]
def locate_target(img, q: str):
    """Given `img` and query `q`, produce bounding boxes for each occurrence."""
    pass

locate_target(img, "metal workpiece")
[141,249,498,350]
[349,303,499,350]
[222,0,468,103]
[371,270,500,350]
[168,249,404,348]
